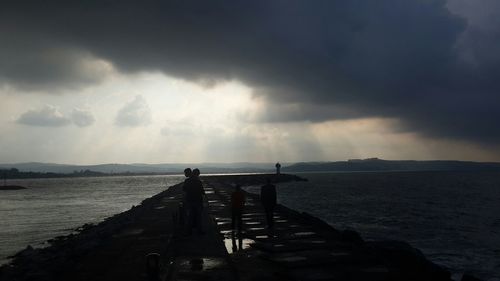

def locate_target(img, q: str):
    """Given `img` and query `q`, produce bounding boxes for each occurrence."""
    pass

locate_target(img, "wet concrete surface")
[204,177,452,281]
[0,174,453,281]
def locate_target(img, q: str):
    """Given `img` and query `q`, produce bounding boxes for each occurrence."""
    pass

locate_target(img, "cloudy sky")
[1,0,500,164]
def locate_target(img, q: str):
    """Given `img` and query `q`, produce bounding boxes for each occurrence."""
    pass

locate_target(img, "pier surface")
[0,174,452,281]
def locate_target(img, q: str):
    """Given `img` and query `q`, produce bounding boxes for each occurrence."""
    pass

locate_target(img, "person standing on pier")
[275,162,281,175]
[184,168,205,235]
[180,168,193,225]
[260,178,277,230]
[231,185,245,233]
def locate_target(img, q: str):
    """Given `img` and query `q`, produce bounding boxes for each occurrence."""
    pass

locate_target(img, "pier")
[0,174,452,281]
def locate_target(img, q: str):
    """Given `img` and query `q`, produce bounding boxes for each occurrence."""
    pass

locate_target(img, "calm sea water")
[246,171,500,281]
[1,172,499,280]
[0,175,183,265]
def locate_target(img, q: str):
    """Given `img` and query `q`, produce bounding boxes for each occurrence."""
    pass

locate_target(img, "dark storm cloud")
[0,30,111,91]
[1,0,500,143]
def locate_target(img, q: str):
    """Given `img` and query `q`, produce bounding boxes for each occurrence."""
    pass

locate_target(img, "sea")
[1,171,499,280]
[0,175,183,265]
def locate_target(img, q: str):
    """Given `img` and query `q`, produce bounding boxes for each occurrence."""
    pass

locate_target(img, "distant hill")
[0,162,281,174]
[3,159,500,176]
[282,158,500,172]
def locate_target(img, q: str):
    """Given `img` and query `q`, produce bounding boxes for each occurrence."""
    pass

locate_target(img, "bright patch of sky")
[1,68,497,164]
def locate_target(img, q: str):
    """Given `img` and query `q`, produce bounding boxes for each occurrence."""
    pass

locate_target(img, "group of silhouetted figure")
[181,168,277,236]
[181,168,205,235]
[231,179,277,233]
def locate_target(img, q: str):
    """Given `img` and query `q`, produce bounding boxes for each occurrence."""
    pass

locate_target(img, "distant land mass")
[0,162,280,175]
[2,159,500,179]
[282,158,500,172]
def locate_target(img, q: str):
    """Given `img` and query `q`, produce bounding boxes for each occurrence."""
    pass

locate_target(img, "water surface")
[246,171,500,280]
[0,175,183,264]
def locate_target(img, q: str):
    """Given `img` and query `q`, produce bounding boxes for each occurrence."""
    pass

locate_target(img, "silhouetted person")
[184,168,205,235]
[260,178,277,230]
[180,168,192,225]
[275,162,281,175]
[231,185,245,233]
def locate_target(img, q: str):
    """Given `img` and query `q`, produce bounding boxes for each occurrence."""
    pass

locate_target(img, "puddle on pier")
[210,203,226,207]
[223,234,255,254]
[291,231,316,237]
[178,257,227,271]
[242,213,263,217]
[247,227,265,231]
[244,221,261,225]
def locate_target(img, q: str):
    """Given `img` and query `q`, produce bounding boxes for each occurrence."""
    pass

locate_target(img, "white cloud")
[115,95,152,127]
[16,105,71,127]
[71,108,95,127]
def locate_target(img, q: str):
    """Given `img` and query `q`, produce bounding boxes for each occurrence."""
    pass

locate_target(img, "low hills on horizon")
[0,162,277,175]
[283,158,500,172]
[2,158,500,176]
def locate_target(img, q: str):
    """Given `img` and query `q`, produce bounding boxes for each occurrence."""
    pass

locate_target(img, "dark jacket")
[183,177,204,206]
[231,190,245,210]
[260,183,276,209]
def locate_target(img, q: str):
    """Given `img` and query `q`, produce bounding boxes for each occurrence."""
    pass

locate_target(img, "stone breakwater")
[0,174,480,281]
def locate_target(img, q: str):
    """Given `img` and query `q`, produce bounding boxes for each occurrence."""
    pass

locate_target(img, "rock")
[341,229,364,244]
[461,273,483,281]
[367,240,451,280]
[16,245,35,258]
[0,185,26,190]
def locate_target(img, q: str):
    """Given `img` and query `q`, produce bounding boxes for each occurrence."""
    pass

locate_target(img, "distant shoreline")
[3,168,500,181]
[0,170,277,180]
[3,159,500,180]
[1,169,182,180]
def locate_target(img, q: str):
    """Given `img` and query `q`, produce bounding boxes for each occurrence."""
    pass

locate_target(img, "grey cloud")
[2,0,500,143]
[115,95,152,127]
[16,105,96,127]
[71,108,95,127]
[16,105,71,127]
[0,29,113,91]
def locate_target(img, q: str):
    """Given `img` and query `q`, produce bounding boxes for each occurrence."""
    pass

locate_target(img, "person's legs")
[267,207,274,229]
[231,209,237,230]
[195,205,204,234]
[185,206,194,235]
[236,209,243,233]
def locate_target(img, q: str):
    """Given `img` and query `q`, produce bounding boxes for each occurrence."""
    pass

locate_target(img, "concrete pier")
[0,174,452,281]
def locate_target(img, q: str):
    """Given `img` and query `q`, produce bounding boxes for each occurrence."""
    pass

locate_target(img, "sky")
[1,0,500,164]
